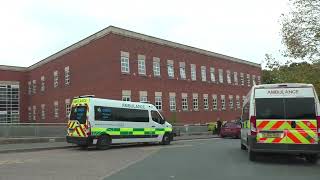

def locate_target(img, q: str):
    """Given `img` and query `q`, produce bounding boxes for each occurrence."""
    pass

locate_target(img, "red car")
[220,122,241,138]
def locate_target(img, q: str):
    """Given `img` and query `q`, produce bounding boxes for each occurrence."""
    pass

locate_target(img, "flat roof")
[0,65,27,72]
[1,26,261,71]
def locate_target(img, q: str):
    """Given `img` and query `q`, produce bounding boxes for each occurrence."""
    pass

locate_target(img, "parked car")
[220,122,241,138]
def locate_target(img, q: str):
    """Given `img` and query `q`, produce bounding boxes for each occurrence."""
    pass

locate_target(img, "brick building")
[0,26,261,124]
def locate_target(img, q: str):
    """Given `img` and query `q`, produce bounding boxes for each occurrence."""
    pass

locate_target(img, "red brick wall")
[3,32,261,124]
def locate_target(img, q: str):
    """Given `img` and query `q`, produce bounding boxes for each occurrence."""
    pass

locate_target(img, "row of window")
[120,51,261,86]
[28,99,71,122]
[122,90,246,112]
[28,66,70,95]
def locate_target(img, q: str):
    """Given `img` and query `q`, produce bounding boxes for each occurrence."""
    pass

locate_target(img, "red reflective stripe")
[287,132,302,144]
[270,121,285,130]
[79,126,86,136]
[257,121,269,129]
[303,121,316,129]
[272,138,282,143]
[75,128,81,136]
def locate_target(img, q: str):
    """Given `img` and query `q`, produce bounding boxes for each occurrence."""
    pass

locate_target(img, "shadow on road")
[251,153,318,166]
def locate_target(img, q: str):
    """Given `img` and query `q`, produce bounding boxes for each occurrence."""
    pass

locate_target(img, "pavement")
[0,138,318,180]
[0,133,218,154]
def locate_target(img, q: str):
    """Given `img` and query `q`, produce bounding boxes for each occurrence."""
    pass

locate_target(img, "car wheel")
[249,148,256,161]
[305,154,318,164]
[96,135,111,150]
[161,133,171,145]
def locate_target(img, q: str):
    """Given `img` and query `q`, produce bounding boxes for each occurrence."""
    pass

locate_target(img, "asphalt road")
[0,139,319,180]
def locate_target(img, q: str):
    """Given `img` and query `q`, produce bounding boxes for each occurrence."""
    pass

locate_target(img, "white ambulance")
[66,96,173,149]
[241,83,320,163]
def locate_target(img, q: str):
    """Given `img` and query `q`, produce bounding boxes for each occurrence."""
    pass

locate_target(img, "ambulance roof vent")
[75,95,95,98]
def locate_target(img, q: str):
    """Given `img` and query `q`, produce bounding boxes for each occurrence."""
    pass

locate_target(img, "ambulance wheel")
[305,154,318,164]
[97,135,111,150]
[249,149,256,161]
[162,133,171,145]
[241,143,247,150]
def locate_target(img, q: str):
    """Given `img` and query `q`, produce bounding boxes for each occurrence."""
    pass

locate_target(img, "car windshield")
[255,98,316,119]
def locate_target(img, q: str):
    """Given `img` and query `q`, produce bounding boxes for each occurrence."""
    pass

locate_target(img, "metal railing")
[0,123,211,138]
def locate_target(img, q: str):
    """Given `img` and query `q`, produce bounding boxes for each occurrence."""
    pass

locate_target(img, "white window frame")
[234,72,238,85]
[32,80,36,94]
[229,95,234,110]
[179,62,186,80]
[210,67,215,82]
[218,69,224,83]
[240,73,244,86]
[252,75,256,85]
[54,101,59,118]
[242,96,246,107]
[28,106,32,121]
[121,51,130,73]
[28,81,31,95]
[182,93,188,111]
[139,91,148,102]
[236,95,240,109]
[169,93,176,111]
[257,76,261,85]
[201,66,206,82]
[32,105,36,122]
[153,57,161,77]
[221,95,226,111]
[190,64,196,81]
[203,94,209,110]
[41,104,45,121]
[226,70,231,84]
[65,99,71,118]
[167,60,174,78]
[193,93,199,111]
[212,95,218,111]
[138,55,146,75]
[247,74,251,87]
[155,92,162,111]
[64,66,70,86]
[41,76,45,92]
[53,70,59,88]
[122,90,131,101]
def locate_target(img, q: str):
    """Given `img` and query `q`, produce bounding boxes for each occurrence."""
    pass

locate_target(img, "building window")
[240,73,244,86]
[41,76,45,92]
[247,74,251,87]
[201,66,206,82]
[234,72,238,85]
[179,62,186,79]
[221,95,226,110]
[182,93,188,111]
[54,101,59,118]
[121,51,130,73]
[65,66,70,86]
[0,84,20,123]
[218,69,224,83]
[41,104,45,121]
[122,90,131,101]
[53,70,59,88]
[193,93,198,110]
[236,95,240,109]
[210,67,215,82]
[212,95,218,111]
[257,76,261,85]
[229,95,234,110]
[190,64,196,81]
[169,93,176,111]
[28,106,32,122]
[242,96,246,107]
[139,91,148,102]
[32,105,36,122]
[203,94,209,110]
[155,92,162,110]
[28,81,31,95]
[65,99,71,118]
[153,57,161,77]
[252,75,256,85]
[226,70,231,84]
[167,60,174,78]
[138,55,146,75]
[32,80,36,94]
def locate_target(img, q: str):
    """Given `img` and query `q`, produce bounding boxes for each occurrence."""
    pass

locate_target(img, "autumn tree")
[281,0,320,62]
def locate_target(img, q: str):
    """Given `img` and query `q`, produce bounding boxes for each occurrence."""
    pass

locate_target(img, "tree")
[281,0,320,62]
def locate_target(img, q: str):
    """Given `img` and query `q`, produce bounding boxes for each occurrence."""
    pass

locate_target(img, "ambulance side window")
[151,111,163,124]
[242,103,249,121]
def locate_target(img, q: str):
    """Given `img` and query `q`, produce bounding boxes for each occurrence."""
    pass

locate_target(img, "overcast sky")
[0,0,289,68]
